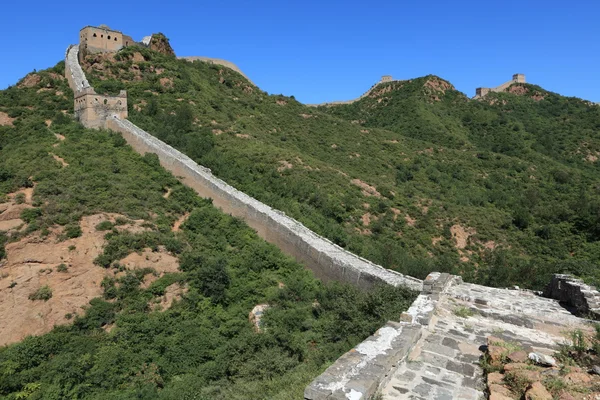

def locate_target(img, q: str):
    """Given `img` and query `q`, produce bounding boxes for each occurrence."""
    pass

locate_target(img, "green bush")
[95,220,114,231]
[28,285,53,301]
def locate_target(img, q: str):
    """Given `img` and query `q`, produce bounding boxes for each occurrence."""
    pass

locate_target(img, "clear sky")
[1,0,599,103]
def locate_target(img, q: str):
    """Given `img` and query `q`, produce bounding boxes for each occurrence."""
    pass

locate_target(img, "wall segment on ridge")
[105,118,423,291]
[66,45,128,128]
[65,41,422,291]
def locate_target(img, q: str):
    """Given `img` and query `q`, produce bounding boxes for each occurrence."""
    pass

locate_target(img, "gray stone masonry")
[543,274,600,320]
[381,281,592,400]
[65,45,90,93]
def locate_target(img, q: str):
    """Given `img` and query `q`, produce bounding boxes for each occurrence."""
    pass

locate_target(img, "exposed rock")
[557,393,576,400]
[563,372,591,385]
[524,381,552,400]
[350,179,381,197]
[509,368,541,383]
[489,383,515,400]
[18,73,41,88]
[508,350,529,363]
[0,111,15,126]
[488,345,506,364]
[504,362,529,372]
[249,304,270,333]
[149,33,175,56]
[528,352,557,367]
[591,365,600,375]
[487,372,504,385]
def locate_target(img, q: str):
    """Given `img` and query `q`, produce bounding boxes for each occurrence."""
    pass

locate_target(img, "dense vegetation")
[0,64,415,399]
[82,42,600,289]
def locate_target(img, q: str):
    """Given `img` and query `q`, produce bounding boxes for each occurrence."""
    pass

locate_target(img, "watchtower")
[512,73,526,83]
[381,75,393,83]
[74,87,128,129]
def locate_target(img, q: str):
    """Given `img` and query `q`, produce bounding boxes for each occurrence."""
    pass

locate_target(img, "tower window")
[93,33,97,37]
[107,35,111,40]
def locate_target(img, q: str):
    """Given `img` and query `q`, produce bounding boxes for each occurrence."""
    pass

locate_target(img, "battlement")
[74,86,128,129]
[474,73,526,98]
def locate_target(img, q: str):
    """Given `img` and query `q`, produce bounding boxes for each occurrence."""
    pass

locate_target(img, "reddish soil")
[351,179,381,197]
[0,112,15,126]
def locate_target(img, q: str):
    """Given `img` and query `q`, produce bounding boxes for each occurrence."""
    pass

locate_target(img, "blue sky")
[1,0,599,103]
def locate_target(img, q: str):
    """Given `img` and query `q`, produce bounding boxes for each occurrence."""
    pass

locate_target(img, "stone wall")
[474,74,527,98]
[66,38,422,291]
[105,117,423,291]
[179,56,255,85]
[65,45,90,93]
[304,273,458,399]
[307,76,398,107]
[66,45,128,129]
[543,274,600,320]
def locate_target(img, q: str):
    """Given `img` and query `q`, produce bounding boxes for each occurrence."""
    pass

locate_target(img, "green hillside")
[81,41,600,289]
[0,64,415,399]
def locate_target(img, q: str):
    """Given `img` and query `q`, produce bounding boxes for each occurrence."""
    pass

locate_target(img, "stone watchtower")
[79,25,135,57]
[69,24,134,128]
[74,87,128,129]
[512,73,526,83]
[381,75,393,83]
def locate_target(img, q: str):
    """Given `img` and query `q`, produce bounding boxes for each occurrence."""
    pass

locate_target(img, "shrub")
[95,221,114,231]
[29,285,53,301]
[14,192,26,204]
[65,224,82,238]
[56,263,68,272]
[20,208,42,223]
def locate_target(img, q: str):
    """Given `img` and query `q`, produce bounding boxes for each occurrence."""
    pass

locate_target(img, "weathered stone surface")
[488,345,506,363]
[507,350,529,363]
[489,383,515,399]
[563,372,591,385]
[524,381,552,400]
[487,372,504,385]
[503,362,528,372]
[543,274,600,320]
[508,368,541,383]
[528,352,557,367]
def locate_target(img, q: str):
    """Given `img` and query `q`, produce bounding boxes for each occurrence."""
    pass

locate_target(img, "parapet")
[543,274,600,319]
[474,73,526,98]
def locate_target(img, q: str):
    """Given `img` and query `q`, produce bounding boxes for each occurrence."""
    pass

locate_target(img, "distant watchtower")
[512,73,526,83]
[381,75,393,83]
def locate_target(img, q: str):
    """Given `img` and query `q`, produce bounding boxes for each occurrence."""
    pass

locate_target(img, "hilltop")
[76,38,600,290]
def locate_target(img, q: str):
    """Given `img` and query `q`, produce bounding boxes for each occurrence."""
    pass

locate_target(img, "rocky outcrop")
[149,33,175,56]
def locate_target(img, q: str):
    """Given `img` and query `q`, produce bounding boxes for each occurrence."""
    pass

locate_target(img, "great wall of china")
[64,26,600,400]
[307,75,397,107]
